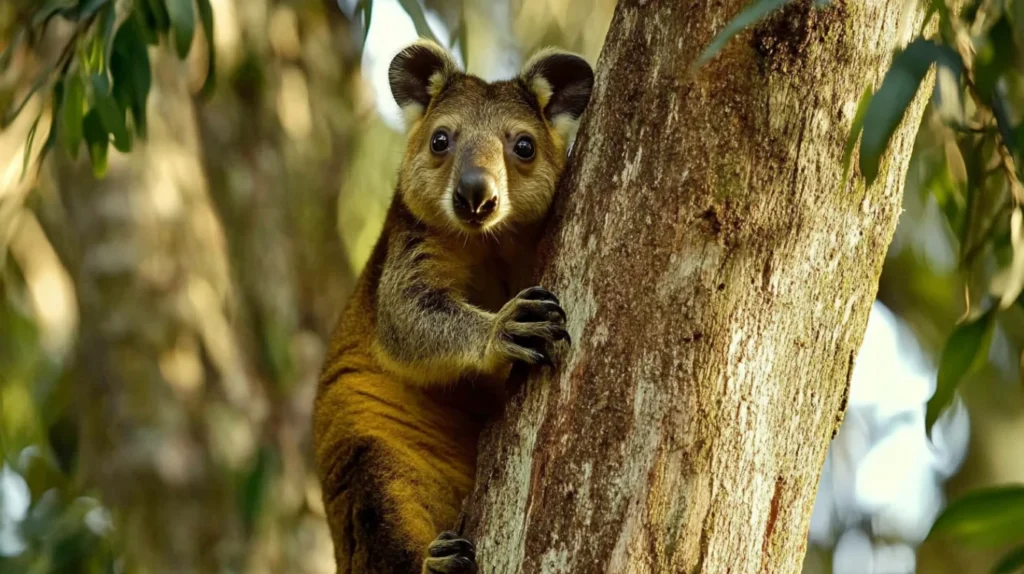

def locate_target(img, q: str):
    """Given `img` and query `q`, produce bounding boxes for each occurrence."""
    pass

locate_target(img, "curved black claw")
[513,300,567,324]
[517,286,560,304]
[424,531,477,574]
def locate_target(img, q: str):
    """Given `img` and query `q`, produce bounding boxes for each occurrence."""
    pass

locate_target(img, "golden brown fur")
[313,40,593,573]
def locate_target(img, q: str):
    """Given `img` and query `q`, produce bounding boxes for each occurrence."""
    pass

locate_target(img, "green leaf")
[90,74,131,153]
[137,0,169,42]
[993,545,1024,574]
[975,17,1016,102]
[167,0,196,59]
[841,86,873,186]
[75,0,111,20]
[1015,0,1024,60]
[2,72,50,127]
[21,114,42,182]
[929,151,966,238]
[925,307,996,437]
[956,136,983,262]
[112,19,152,136]
[31,0,77,27]
[0,30,25,72]
[929,485,1024,547]
[455,12,468,71]
[692,0,790,71]
[196,0,217,97]
[860,38,960,185]
[83,110,109,178]
[99,3,118,69]
[60,75,85,159]
[932,0,955,42]
[35,81,64,177]
[147,0,172,32]
[396,0,440,44]
[240,447,275,535]
[357,0,374,51]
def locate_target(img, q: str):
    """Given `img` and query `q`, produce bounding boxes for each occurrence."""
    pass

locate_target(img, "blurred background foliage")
[0,0,1023,573]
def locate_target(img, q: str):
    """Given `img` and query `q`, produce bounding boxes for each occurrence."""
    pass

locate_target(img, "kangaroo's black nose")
[454,167,499,219]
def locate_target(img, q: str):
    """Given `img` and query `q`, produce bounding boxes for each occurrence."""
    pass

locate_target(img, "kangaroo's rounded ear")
[520,49,595,142]
[389,40,461,125]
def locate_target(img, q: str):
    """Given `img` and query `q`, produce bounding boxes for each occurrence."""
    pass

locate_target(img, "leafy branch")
[1,0,216,179]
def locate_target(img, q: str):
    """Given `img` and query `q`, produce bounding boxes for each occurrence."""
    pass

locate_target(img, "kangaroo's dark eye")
[513,136,535,160]
[430,130,450,155]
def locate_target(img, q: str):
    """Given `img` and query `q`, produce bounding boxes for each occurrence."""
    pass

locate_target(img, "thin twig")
[961,200,1012,266]
[945,7,1024,205]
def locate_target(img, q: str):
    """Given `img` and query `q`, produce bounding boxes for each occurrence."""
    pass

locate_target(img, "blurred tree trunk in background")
[48,49,257,573]
[192,4,360,568]
[465,1,929,572]
[36,1,359,571]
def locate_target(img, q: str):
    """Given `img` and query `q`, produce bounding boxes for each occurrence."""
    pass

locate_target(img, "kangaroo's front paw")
[423,531,477,574]
[490,286,570,367]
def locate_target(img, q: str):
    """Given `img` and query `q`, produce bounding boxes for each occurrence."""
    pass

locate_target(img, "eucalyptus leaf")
[957,136,983,262]
[929,485,1024,547]
[32,0,77,27]
[167,0,197,59]
[0,30,26,72]
[21,114,42,182]
[112,19,152,137]
[134,7,159,46]
[2,73,51,128]
[1015,0,1024,59]
[60,75,85,159]
[456,13,469,70]
[145,0,172,33]
[993,545,1024,574]
[930,154,966,237]
[240,448,275,535]
[358,0,374,50]
[925,307,996,437]
[692,0,790,71]
[841,86,873,186]
[139,0,171,40]
[99,3,118,69]
[396,0,440,44]
[931,0,954,42]
[975,17,1015,102]
[860,39,961,184]
[75,0,111,20]
[90,74,130,153]
[83,110,109,177]
[197,0,217,96]
[35,82,63,177]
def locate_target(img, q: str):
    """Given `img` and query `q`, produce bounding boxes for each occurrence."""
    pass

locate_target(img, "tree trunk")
[464,1,928,572]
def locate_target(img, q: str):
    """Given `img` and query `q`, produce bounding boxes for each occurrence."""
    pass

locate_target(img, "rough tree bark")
[465,1,928,572]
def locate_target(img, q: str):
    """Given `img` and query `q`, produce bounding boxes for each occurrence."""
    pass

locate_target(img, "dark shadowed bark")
[465,1,928,572]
